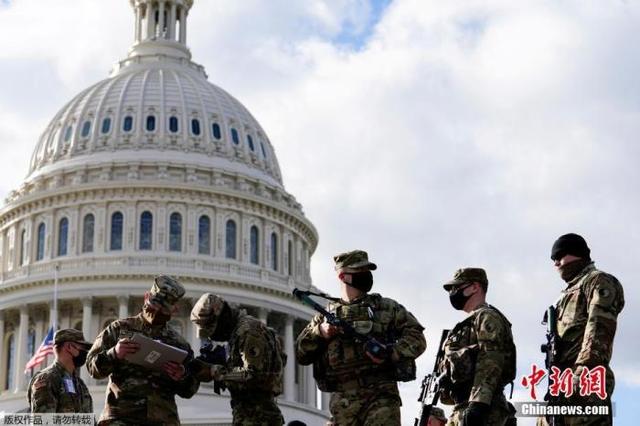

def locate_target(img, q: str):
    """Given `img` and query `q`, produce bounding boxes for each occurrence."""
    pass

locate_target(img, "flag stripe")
[24,326,55,373]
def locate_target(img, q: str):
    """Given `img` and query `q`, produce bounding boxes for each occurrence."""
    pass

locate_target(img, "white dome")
[28,55,283,187]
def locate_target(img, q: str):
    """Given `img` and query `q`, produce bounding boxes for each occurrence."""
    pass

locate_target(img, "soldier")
[27,329,93,413]
[429,407,447,426]
[190,293,285,425]
[439,268,516,426]
[538,233,624,426]
[86,275,199,425]
[296,250,426,426]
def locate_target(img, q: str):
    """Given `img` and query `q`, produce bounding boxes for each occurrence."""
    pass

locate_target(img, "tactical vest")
[313,294,408,392]
[442,304,516,399]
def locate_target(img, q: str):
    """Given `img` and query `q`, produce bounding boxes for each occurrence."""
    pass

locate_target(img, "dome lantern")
[128,0,195,62]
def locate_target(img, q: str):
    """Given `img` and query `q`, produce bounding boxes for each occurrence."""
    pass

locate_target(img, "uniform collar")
[565,262,596,289]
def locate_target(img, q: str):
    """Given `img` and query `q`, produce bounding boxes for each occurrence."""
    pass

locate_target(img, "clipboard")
[124,333,189,370]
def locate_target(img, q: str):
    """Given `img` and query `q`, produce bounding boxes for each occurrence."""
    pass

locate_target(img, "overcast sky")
[0,1,637,424]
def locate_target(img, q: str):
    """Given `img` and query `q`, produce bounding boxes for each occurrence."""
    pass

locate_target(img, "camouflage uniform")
[440,268,516,426]
[538,262,624,426]
[28,329,93,413]
[191,294,285,426]
[296,250,426,426]
[86,276,199,425]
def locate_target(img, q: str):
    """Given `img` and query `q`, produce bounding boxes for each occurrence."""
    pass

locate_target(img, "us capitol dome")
[0,0,328,423]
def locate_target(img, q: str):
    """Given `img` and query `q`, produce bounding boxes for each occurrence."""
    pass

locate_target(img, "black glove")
[462,401,490,426]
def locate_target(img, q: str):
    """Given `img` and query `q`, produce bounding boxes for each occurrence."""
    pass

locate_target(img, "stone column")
[306,365,316,407]
[118,296,129,319]
[179,6,187,43]
[258,307,268,325]
[284,315,295,401]
[169,2,177,40]
[135,4,142,42]
[321,391,331,411]
[158,1,166,38]
[0,310,6,391]
[14,305,29,392]
[146,1,155,39]
[81,298,93,383]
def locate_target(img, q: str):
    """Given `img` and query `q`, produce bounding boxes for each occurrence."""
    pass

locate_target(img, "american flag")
[24,326,55,372]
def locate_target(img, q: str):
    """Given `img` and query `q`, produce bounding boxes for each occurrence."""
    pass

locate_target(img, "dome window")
[231,128,240,145]
[191,119,201,136]
[225,219,237,259]
[139,211,153,250]
[211,123,222,140]
[270,232,278,271]
[101,118,112,134]
[169,212,182,252]
[169,116,179,133]
[250,226,259,265]
[63,125,73,143]
[247,135,255,151]
[110,212,123,251]
[82,214,95,253]
[198,215,211,255]
[58,218,69,257]
[123,116,134,133]
[146,115,156,132]
[81,121,92,138]
[260,141,268,159]
[36,223,46,261]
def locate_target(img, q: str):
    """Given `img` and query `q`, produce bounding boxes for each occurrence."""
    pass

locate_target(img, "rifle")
[292,288,389,360]
[196,341,227,395]
[540,305,557,425]
[414,329,450,426]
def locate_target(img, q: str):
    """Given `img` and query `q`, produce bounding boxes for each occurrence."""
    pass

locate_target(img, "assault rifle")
[541,305,558,425]
[414,329,450,426]
[292,288,389,360]
[197,341,227,395]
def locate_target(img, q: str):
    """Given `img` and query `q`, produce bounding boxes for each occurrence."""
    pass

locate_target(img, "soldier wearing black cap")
[295,250,426,426]
[538,234,625,426]
[27,328,93,414]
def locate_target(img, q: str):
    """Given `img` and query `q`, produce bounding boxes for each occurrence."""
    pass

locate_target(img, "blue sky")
[0,1,638,424]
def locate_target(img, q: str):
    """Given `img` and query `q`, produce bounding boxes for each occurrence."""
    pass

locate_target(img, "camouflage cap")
[149,275,185,309]
[190,293,228,339]
[443,267,488,290]
[333,250,377,271]
[430,406,446,421]
[54,328,92,348]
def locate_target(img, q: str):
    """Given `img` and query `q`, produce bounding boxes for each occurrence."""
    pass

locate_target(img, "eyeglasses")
[447,283,473,294]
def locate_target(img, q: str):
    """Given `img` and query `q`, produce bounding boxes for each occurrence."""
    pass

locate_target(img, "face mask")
[143,303,171,325]
[73,350,88,368]
[347,271,373,292]
[211,304,234,341]
[559,258,590,283]
[449,284,472,310]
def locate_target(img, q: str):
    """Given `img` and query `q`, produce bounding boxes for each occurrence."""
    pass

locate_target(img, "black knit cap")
[551,233,591,261]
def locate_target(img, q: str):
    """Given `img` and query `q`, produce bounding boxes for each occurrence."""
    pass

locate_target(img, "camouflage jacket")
[224,312,285,398]
[86,313,199,425]
[295,293,426,392]
[555,263,625,369]
[440,303,516,406]
[28,361,92,413]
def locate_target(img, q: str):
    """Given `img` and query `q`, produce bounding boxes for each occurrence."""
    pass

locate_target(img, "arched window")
[146,115,156,132]
[81,120,91,138]
[36,223,45,261]
[19,229,26,266]
[250,226,259,265]
[82,214,95,253]
[198,215,211,255]
[169,116,179,133]
[225,220,237,259]
[247,135,255,151]
[63,125,73,143]
[231,128,240,145]
[110,212,123,251]
[5,334,15,391]
[271,233,278,271]
[260,141,268,159]
[288,240,293,276]
[169,212,182,252]
[57,218,68,257]
[211,123,221,140]
[101,117,112,134]
[27,329,36,358]
[139,211,153,250]
[123,115,134,132]
[191,119,201,136]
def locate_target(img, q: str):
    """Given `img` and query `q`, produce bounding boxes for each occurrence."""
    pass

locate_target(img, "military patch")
[33,376,48,390]
[598,288,611,298]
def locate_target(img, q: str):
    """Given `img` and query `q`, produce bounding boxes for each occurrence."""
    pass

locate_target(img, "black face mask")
[142,303,171,326]
[348,271,373,292]
[449,284,472,310]
[211,304,234,342]
[73,350,88,368]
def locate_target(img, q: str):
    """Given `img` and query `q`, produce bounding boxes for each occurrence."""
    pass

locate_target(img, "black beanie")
[551,233,591,261]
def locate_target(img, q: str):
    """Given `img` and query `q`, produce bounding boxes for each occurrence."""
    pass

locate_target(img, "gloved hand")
[462,401,490,426]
